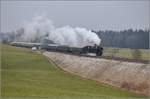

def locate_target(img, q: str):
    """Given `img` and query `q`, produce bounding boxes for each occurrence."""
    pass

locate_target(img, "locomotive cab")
[82,44,103,56]
[96,45,103,56]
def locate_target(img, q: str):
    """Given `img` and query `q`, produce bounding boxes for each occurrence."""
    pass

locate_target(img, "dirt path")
[43,51,150,96]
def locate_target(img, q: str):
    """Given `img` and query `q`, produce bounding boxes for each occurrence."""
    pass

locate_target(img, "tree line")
[93,29,149,49]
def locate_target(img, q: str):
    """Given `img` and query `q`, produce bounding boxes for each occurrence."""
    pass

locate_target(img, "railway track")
[52,51,149,64]
[100,56,149,64]
[10,45,149,64]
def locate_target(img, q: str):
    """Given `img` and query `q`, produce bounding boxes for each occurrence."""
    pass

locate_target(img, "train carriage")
[10,42,103,56]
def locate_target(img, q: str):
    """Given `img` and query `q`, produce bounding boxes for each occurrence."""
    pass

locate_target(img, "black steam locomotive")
[42,44,103,56]
[10,42,103,56]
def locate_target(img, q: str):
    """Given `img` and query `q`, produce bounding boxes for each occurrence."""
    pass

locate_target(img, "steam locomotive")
[42,43,103,56]
[10,42,103,56]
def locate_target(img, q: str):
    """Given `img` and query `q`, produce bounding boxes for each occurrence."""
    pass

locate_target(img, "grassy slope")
[1,44,147,98]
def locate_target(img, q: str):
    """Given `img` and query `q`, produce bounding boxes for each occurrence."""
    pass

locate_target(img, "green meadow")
[1,44,147,98]
[103,47,149,61]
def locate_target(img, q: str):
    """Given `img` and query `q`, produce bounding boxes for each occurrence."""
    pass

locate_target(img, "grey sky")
[0,1,149,32]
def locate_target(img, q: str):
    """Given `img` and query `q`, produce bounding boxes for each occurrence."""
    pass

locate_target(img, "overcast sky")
[0,1,149,32]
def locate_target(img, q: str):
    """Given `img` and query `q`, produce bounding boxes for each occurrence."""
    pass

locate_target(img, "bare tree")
[132,49,142,61]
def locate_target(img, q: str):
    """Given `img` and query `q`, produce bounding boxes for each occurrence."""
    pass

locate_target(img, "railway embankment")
[43,51,150,96]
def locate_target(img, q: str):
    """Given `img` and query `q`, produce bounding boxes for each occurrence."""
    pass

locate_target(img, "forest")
[93,29,149,49]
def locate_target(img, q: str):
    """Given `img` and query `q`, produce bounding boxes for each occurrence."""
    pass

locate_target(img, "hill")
[1,44,147,98]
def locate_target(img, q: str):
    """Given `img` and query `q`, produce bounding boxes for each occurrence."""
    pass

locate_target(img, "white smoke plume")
[20,16,54,42]
[19,15,101,47]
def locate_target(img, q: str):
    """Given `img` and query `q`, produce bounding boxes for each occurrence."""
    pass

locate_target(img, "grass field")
[103,47,149,61]
[1,44,147,98]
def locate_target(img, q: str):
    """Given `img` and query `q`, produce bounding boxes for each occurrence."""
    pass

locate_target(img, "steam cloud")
[19,15,101,47]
